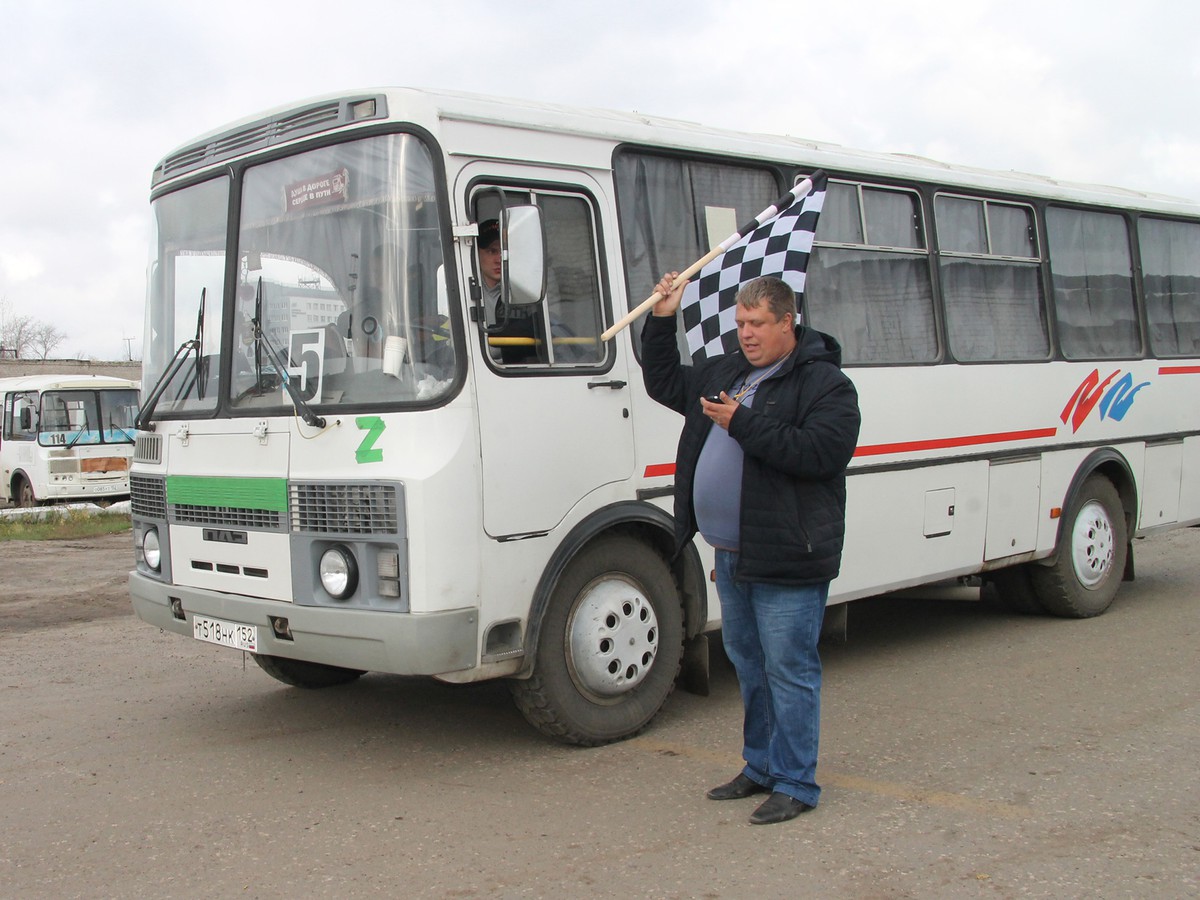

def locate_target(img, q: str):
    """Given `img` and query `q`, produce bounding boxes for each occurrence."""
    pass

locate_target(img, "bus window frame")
[611,144,789,369]
[1045,203,1145,362]
[466,175,617,377]
[933,190,1053,364]
[807,177,942,367]
[146,123,466,423]
[1135,213,1200,359]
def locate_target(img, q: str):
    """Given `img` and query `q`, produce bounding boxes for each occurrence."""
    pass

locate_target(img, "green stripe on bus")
[166,476,288,511]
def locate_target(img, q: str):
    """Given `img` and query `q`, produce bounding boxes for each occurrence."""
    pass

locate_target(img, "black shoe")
[749,792,814,825]
[706,773,769,801]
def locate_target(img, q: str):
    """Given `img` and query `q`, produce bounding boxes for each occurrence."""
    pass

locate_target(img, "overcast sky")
[2,0,1197,361]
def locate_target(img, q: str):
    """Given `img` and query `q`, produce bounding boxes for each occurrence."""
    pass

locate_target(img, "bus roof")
[0,374,139,393]
[155,87,1200,218]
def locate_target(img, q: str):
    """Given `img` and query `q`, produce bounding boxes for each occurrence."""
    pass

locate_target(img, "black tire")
[13,475,35,508]
[510,535,684,746]
[986,564,1047,615]
[252,653,365,688]
[1029,474,1128,618]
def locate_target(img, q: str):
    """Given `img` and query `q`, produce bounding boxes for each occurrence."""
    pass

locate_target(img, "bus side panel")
[1141,441,1184,529]
[834,461,988,602]
[1180,436,1200,524]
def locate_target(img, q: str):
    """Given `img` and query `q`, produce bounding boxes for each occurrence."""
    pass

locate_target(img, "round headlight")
[142,527,161,571]
[319,546,358,599]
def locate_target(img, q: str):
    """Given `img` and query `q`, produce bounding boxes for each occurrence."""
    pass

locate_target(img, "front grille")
[172,505,285,530]
[290,483,399,535]
[130,474,167,520]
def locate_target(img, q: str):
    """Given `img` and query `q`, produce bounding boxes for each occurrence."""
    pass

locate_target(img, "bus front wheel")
[510,535,684,746]
[13,476,35,508]
[252,653,365,688]
[1029,474,1128,618]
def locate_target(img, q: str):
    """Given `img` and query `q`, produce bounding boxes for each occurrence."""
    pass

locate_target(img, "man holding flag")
[641,256,859,822]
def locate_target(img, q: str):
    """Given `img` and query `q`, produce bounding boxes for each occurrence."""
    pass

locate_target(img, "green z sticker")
[355,416,385,464]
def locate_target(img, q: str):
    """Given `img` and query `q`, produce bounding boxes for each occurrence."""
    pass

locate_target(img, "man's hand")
[700,392,738,430]
[652,272,688,316]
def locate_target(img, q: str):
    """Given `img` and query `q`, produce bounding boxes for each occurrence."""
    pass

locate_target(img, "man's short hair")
[737,276,797,323]
[478,218,500,249]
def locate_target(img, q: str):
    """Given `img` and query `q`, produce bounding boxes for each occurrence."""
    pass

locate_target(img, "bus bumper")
[129,572,478,676]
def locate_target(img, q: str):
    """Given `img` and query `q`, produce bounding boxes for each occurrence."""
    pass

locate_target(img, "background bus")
[1,374,139,507]
[130,88,1200,745]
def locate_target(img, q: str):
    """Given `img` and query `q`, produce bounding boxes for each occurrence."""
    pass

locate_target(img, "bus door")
[4,391,38,460]
[460,172,633,538]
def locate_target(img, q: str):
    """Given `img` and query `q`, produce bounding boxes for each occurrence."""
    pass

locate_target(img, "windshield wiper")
[135,336,198,432]
[135,287,210,432]
[193,287,207,400]
[247,277,326,429]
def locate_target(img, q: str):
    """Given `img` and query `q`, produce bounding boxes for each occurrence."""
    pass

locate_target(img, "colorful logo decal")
[1060,369,1150,434]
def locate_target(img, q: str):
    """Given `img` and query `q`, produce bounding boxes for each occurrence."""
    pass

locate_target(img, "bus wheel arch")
[520,503,706,667]
[510,505,700,745]
[1030,451,1136,618]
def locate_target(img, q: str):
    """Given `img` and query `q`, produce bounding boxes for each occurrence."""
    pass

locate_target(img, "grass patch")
[0,508,132,542]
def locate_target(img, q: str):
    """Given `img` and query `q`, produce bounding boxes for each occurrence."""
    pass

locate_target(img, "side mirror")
[19,408,32,431]
[502,205,546,308]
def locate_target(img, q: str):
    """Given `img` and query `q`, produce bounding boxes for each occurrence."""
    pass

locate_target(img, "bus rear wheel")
[1029,474,1128,618]
[987,564,1046,615]
[510,535,684,746]
[252,653,365,688]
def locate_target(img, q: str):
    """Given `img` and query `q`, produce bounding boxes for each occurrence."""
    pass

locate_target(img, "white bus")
[1,374,139,506]
[129,88,1200,744]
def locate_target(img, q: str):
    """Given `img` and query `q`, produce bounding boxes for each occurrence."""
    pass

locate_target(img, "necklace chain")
[731,352,792,401]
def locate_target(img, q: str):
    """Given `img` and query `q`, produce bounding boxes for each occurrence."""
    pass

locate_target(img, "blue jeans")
[715,549,828,807]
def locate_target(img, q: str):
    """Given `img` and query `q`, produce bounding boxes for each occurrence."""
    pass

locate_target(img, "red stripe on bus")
[1159,365,1200,375]
[854,427,1059,458]
[644,463,676,478]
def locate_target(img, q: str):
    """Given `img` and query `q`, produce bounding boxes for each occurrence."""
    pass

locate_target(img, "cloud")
[2,0,1198,359]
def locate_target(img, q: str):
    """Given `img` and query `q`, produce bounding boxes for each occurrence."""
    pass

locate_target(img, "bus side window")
[936,194,1049,362]
[8,393,36,440]
[538,193,605,366]
[1047,207,1139,360]
[806,181,937,364]
[474,188,608,369]
[1138,217,1200,357]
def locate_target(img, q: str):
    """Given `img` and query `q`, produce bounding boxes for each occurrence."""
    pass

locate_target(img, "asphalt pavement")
[0,528,1197,898]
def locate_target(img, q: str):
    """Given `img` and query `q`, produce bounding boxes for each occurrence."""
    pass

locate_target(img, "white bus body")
[129,88,1200,744]
[0,374,139,506]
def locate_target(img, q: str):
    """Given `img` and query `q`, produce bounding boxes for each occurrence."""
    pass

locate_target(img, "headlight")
[319,546,358,599]
[142,527,161,571]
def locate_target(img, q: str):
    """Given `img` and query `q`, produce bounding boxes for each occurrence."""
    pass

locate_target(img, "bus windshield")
[230,134,454,411]
[39,389,138,446]
[143,133,454,421]
[144,176,228,416]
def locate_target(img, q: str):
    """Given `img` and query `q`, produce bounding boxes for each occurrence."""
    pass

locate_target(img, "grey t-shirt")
[693,364,774,550]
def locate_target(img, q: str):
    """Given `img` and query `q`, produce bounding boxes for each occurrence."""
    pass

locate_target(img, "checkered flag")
[681,171,827,362]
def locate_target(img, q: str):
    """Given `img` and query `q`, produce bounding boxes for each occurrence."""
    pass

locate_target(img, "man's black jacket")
[641,313,861,585]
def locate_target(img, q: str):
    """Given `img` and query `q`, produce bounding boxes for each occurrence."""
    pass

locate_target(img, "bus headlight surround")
[142,527,162,571]
[319,546,358,600]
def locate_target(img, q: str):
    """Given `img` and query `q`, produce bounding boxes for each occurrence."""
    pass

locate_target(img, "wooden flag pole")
[599,247,723,342]
[599,173,819,343]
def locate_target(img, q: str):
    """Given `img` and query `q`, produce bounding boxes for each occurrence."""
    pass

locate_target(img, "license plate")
[193,614,258,652]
